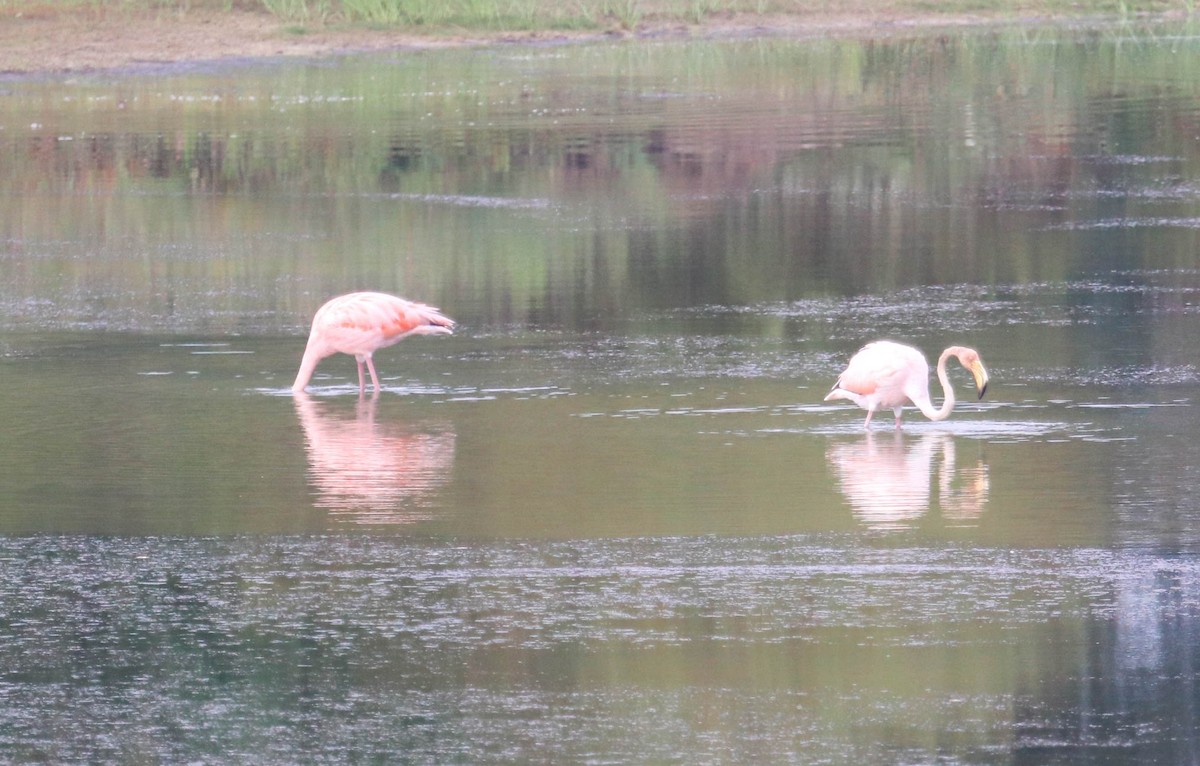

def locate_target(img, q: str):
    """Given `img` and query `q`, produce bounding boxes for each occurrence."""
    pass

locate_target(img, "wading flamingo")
[824,341,989,429]
[292,292,454,395]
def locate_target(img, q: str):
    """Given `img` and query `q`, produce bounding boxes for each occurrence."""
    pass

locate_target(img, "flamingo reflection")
[293,392,455,525]
[826,432,989,530]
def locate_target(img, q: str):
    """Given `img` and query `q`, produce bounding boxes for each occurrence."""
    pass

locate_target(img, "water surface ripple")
[1,535,1195,763]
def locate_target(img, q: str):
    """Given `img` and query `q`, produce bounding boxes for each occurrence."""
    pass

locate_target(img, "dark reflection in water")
[826,432,989,530]
[3,27,1200,337]
[0,535,1198,764]
[293,393,456,525]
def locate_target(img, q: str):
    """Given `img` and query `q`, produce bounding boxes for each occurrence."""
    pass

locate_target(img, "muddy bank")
[0,6,1156,75]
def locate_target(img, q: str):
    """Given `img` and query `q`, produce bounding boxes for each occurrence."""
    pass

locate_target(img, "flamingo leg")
[863,408,876,430]
[894,410,903,430]
[355,358,367,394]
[365,355,382,394]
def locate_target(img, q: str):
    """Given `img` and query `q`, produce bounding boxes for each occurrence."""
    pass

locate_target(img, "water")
[3,22,1200,763]
[3,535,1194,763]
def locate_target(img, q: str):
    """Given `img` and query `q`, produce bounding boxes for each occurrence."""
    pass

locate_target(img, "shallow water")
[2,534,1195,763]
[3,21,1200,763]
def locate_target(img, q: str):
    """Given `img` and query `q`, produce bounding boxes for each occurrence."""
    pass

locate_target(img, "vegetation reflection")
[2,29,1199,335]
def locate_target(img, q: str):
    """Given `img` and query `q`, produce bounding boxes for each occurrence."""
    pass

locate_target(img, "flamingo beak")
[971,361,989,399]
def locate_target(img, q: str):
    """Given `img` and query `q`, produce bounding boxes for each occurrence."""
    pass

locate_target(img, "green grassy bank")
[2,0,1194,33]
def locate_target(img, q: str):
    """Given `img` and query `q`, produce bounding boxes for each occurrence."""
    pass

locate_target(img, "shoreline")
[0,7,1186,77]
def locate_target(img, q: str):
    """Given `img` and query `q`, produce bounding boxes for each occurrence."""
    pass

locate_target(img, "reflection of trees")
[826,432,988,529]
[6,33,1200,332]
[293,393,455,525]
[1011,564,1200,762]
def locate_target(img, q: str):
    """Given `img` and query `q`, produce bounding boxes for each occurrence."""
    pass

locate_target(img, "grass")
[297,0,648,30]
[277,0,1194,37]
[0,0,1193,31]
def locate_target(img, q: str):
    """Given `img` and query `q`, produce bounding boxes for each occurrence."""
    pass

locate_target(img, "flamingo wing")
[314,292,454,357]
[833,341,923,405]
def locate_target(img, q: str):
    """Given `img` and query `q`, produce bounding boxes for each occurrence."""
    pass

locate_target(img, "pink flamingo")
[824,340,989,429]
[292,292,455,395]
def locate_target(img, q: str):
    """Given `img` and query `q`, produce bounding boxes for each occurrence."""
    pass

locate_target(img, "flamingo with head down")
[824,340,989,430]
[292,291,455,395]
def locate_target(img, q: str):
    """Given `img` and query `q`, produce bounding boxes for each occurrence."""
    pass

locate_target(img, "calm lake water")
[3,20,1200,763]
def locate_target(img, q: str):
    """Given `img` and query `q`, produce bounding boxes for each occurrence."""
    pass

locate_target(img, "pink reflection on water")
[293,392,455,525]
[826,431,988,530]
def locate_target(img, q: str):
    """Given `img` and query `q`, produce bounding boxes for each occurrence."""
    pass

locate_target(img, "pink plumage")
[824,340,989,429]
[292,292,454,394]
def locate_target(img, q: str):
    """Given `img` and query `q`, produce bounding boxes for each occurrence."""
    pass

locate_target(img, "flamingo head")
[950,347,989,399]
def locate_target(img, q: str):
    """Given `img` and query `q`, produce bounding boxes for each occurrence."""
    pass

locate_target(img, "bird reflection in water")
[293,392,456,525]
[826,432,989,530]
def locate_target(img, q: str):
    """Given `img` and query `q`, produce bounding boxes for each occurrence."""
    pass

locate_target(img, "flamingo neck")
[292,345,323,393]
[913,348,957,421]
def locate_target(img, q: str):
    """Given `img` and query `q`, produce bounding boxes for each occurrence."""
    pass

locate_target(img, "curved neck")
[292,345,322,393]
[913,349,956,421]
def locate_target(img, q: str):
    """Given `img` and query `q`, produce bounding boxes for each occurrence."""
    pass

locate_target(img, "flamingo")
[824,340,989,429]
[292,292,455,395]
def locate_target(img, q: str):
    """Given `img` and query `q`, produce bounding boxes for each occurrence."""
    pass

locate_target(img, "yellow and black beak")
[971,361,989,399]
